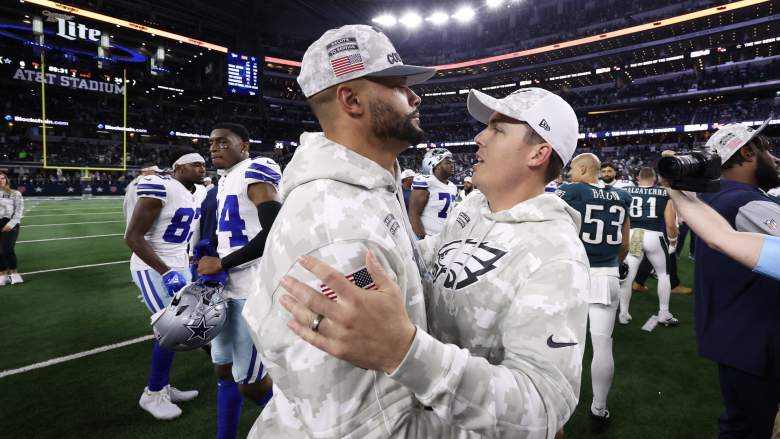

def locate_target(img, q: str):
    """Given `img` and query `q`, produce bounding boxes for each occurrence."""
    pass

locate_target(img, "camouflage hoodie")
[243,132,466,438]
[389,191,591,438]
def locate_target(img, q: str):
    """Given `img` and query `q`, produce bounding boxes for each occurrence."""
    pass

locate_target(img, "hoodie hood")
[477,192,582,231]
[280,132,399,200]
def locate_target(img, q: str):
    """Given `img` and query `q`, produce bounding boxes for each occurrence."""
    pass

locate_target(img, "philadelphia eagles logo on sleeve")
[432,239,507,290]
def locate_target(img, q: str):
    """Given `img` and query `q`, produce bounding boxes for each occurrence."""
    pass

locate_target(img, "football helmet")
[151,275,228,351]
[421,148,452,175]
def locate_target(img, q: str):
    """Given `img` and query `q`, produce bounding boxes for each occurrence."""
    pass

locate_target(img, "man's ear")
[740,146,755,160]
[335,82,365,117]
[528,143,554,168]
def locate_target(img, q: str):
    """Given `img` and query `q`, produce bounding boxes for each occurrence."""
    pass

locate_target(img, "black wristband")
[221,200,282,270]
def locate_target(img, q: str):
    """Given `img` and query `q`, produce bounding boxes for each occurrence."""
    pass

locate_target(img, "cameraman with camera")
[660,121,780,439]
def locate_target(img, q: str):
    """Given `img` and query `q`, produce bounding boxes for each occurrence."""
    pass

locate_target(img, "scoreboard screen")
[227,52,259,96]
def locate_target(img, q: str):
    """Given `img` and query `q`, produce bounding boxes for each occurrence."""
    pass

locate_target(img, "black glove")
[619,262,629,281]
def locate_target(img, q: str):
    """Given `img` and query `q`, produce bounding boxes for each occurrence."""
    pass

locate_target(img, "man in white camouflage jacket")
[279,87,592,438]
[241,25,480,438]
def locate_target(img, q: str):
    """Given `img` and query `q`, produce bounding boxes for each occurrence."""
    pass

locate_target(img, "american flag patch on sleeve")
[321,266,377,300]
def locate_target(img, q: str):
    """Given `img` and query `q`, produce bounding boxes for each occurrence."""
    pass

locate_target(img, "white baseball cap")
[706,117,771,163]
[467,87,579,164]
[464,176,473,183]
[400,169,416,179]
[298,25,436,98]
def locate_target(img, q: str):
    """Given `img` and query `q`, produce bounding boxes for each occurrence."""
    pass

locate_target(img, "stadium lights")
[399,12,423,29]
[372,14,397,28]
[452,6,476,23]
[486,0,504,8]
[426,11,450,25]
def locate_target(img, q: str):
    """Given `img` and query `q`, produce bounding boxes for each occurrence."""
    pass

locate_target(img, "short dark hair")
[638,167,656,180]
[722,134,772,170]
[169,146,198,166]
[141,161,156,168]
[544,151,565,183]
[522,123,545,146]
[600,162,616,171]
[519,122,563,183]
[212,122,250,142]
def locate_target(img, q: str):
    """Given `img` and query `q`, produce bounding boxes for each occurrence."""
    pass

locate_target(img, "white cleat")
[139,387,182,420]
[618,313,632,325]
[658,312,679,326]
[166,384,198,403]
[10,273,23,284]
[0,275,10,286]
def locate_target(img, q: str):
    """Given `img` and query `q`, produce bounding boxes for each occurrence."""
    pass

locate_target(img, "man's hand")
[197,256,223,275]
[1,224,12,232]
[161,270,187,296]
[278,251,416,374]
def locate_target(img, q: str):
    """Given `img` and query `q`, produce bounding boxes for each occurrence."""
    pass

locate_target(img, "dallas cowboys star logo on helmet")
[185,316,216,342]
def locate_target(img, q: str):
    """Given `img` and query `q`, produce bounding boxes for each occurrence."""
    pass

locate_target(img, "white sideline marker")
[18,233,124,244]
[0,335,154,379]
[21,260,129,275]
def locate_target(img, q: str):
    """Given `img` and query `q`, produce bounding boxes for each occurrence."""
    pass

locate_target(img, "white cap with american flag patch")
[705,116,772,164]
[297,24,436,98]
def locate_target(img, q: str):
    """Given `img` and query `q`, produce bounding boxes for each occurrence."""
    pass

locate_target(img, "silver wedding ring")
[310,314,324,332]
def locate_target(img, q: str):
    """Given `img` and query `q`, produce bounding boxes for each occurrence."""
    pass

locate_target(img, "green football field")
[0,198,720,438]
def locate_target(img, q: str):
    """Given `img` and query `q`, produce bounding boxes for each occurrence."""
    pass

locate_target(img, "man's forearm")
[126,236,170,274]
[221,200,281,270]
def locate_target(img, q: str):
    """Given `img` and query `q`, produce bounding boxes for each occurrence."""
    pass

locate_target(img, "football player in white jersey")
[197,122,279,439]
[124,148,205,420]
[409,148,458,238]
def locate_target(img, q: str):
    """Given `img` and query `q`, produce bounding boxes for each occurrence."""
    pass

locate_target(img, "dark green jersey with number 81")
[623,185,669,233]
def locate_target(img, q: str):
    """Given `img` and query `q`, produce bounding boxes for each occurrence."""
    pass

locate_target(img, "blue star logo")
[185,316,215,342]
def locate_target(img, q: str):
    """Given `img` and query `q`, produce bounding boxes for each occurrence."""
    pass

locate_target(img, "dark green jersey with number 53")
[557,182,632,267]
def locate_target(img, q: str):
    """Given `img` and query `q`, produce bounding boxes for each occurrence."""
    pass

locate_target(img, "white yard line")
[0,335,154,379]
[23,211,123,218]
[18,233,124,244]
[20,260,130,275]
[25,211,118,216]
[23,220,125,227]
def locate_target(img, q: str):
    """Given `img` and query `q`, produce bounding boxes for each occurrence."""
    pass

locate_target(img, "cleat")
[0,275,10,286]
[590,409,611,433]
[631,282,648,292]
[166,384,198,403]
[618,313,632,325]
[10,273,23,284]
[658,312,679,326]
[139,387,182,420]
[671,285,692,294]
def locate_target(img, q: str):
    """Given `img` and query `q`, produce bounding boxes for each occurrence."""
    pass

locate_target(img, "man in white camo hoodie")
[241,25,481,438]
[279,86,591,438]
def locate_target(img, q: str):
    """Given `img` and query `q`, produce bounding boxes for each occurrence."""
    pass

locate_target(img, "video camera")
[656,151,721,193]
